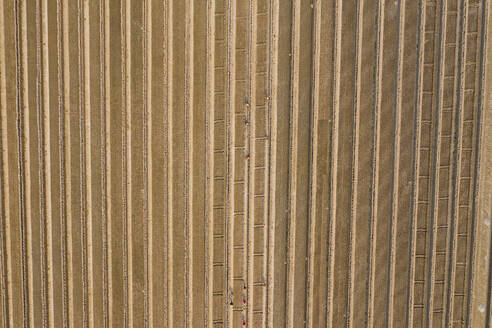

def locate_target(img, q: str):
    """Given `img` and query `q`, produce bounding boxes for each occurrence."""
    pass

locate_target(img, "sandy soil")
[0,0,490,327]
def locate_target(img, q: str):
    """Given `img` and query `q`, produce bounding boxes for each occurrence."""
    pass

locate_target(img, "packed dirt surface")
[0,0,491,327]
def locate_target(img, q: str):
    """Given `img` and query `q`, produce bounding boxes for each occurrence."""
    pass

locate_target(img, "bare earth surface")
[0,0,491,327]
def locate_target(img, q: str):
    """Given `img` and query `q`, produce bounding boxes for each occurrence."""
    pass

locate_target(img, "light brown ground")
[0,0,491,327]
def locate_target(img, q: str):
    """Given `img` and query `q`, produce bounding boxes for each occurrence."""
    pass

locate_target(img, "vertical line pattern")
[258,0,272,326]
[140,0,149,327]
[306,0,320,326]
[76,0,87,325]
[120,0,129,325]
[465,0,489,325]
[184,0,193,325]
[144,0,152,327]
[162,2,169,326]
[14,2,27,326]
[225,0,235,326]
[266,0,278,325]
[478,1,491,327]
[246,0,256,326]
[285,0,300,326]
[40,0,55,326]
[99,0,108,326]
[347,0,363,326]
[57,0,70,326]
[254,0,269,322]
[405,0,424,326]
[260,0,271,322]
[22,0,34,325]
[386,0,405,327]
[125,0,133,324]
[102,0,111,326]
[0,1,488,326]
[14,0,32,325]
[366,1,384,326]
[166,0,174,325]
[36,0,44,324]
[0,0,13,325]
[326,0,341,326]
[82,1,94,327]
[445,1,467,326]
[205,0,215,325]
[425,1,447,326]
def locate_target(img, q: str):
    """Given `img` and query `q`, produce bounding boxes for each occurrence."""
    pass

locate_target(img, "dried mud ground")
[0,0,491,327]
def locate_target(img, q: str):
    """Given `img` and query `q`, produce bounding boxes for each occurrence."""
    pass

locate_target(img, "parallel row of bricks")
[452,2,483,326]
[414,2,440,326]
[212,0,228,325]
[413,1,482,327]
[250,0,270,326]
[432,1,460,326]
[233,1,251,327]
[232,0,250,326]
[211,1,272,326]
[211,1,252,326]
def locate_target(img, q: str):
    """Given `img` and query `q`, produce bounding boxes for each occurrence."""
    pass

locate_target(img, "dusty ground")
[0,0,491,327]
